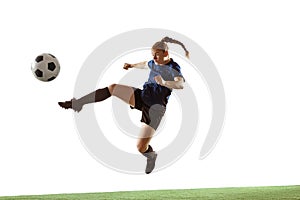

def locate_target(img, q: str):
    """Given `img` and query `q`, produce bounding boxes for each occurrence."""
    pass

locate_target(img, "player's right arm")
[123,61,148,70]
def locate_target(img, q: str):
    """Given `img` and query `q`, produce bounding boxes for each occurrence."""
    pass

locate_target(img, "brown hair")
[152,36,190,58]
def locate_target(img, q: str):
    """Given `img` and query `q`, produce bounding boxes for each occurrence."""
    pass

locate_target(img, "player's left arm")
[154,76,184,89]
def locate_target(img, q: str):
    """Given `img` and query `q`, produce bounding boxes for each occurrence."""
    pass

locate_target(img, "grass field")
[1,185,300,200]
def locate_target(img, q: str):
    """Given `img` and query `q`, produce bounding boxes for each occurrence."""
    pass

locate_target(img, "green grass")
[1,185,300,200]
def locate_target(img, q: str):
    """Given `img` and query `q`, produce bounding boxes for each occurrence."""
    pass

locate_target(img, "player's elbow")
[176,83,184,89]
[174,78,184,89]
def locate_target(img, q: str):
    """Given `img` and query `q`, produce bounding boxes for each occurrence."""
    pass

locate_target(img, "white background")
[1,0,300,197]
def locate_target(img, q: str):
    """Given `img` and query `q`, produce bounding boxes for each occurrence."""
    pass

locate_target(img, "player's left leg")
[58,87,112,112]
[58,84,135,112]
[137,123,157,174]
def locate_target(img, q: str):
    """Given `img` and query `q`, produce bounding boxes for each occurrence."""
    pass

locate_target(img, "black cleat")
[58,98,83,112]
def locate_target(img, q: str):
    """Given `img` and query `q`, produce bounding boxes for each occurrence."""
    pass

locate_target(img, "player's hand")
[123,63,133,70]
[154,75,165,86]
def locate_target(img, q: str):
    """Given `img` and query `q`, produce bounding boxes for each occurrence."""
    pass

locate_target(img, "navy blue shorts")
[130,88,166,130]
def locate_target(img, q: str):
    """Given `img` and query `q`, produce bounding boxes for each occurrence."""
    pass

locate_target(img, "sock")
[77,87,111,106]
[143,145,153,154]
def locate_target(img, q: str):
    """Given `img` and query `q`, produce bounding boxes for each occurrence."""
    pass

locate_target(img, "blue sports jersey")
[141,58,184,107]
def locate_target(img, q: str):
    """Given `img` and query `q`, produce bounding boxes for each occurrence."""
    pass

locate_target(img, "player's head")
[151,36,189,64]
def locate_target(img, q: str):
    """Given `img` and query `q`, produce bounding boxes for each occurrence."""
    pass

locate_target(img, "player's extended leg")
[108,84,135,107]
[58,84,135,112]
[137,123,157,174]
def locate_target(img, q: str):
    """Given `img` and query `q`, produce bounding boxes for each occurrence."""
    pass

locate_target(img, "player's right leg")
[58,84,135,112]
[137,123,157,174]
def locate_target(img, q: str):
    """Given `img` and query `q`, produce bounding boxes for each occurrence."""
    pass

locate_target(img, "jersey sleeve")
[171,64,185,81]
[147,60,154,70]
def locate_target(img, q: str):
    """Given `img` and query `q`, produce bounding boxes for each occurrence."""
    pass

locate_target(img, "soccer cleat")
[58,98,83,112]
[143,151,158,174]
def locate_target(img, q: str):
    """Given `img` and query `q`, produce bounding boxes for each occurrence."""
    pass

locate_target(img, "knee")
[137,143,148,153]
[108,84,117,95]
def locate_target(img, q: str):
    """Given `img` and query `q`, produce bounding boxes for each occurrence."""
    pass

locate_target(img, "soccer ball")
[31,53,60,82]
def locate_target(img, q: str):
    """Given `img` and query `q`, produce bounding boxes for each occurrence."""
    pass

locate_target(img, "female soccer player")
[59,37,189,174]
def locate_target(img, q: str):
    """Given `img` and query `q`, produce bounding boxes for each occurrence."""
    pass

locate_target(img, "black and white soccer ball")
[31,53,60,82]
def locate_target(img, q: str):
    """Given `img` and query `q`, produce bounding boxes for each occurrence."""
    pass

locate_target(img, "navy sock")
[94,87,111,102]
[143,145,153,154]
[77,87,111,105]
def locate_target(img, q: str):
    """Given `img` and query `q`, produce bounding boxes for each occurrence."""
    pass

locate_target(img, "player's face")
[152,49,168,65]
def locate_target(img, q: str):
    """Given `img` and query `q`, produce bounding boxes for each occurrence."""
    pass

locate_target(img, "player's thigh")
[108,84,135,106]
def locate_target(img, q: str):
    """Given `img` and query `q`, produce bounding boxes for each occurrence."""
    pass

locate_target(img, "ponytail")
[161,36,190,58]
